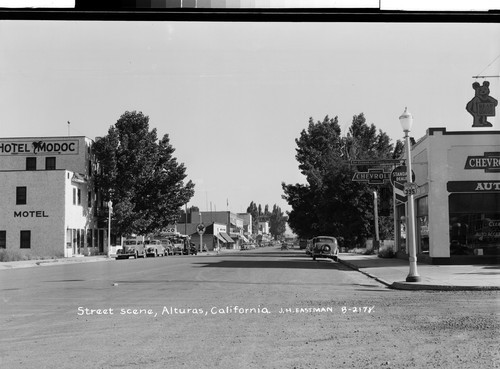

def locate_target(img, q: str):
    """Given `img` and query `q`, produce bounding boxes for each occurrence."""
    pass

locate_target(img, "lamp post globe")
[399,107,413,134]
[399,108,421,282]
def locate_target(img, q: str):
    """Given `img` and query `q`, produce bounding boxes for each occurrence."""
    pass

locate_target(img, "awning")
[240,235,249,243]
[220,232,234,243]
[215,233,227,243]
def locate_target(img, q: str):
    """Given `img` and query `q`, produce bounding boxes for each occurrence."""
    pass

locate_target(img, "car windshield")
[314,237,336,244]
[124,240,137,245]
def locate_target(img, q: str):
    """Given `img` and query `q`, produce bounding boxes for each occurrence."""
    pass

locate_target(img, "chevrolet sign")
[464,152,500,173]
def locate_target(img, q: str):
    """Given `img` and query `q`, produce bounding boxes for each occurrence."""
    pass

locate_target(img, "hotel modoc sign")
[464,152,500,173]
[0,139,79,156]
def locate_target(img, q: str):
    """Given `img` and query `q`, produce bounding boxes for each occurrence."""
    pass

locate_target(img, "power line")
[474,53,500,78]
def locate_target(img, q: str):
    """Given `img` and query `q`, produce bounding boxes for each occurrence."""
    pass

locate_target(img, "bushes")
[0,249,61,262]
[0,249,25,262]
[378,246,396,258]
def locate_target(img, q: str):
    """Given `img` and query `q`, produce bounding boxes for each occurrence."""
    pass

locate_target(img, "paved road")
[1,247,498,368]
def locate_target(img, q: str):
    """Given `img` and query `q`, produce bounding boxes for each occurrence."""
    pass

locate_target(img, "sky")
[1,18,499,215]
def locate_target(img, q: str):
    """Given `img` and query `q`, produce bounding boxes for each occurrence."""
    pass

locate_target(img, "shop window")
[396,204,406,253]
[87,229,93,248]
[449,193,500,256]
[20,230,31,249]
[417,196,429,253]
[16,187,27,205]
[26,157,37,171]
[45,157,56,170]
[0,231,6,249]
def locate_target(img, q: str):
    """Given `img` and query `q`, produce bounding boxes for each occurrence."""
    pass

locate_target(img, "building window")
[449,193,500,256]
[417,196,429,253]
[26,157,37,170]
[0,231,6,249]
[46,157,56,170]
[77,189,81,205]
[16,187,27,205]
[88,191,92,208]
[73,188,76,205]
[20,230,31,249]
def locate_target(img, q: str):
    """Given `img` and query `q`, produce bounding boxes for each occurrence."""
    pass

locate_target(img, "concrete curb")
[338,257,500,291]
[338,258,392,287]
[390,281,500,291]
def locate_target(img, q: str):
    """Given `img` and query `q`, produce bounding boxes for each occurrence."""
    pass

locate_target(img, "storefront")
[396,128,499,264]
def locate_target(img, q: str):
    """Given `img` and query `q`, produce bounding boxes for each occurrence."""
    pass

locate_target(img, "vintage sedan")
[115,239,146,259]
[159,239,174,255]
[311,236,339,261]
[144,240,166,257]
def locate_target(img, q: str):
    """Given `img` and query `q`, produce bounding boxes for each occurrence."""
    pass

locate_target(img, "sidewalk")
[0,255,112,270]
[0,249,228,270]
[338,253,500,291]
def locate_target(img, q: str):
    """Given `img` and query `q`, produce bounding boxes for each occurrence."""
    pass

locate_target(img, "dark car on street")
[183,243,198,255]
[311,236,339,261]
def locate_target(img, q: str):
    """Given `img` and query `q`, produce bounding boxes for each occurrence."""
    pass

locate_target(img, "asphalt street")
[1,247,498,369]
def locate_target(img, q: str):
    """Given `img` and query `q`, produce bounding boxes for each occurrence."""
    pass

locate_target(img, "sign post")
[197,222,205,253]
[390,165,415,203]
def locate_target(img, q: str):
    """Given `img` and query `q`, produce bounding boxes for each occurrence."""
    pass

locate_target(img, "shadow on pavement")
[194,259,350,270]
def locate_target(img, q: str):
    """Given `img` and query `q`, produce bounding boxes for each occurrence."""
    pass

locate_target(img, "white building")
[0,136,110,258]
[397,127,500,264]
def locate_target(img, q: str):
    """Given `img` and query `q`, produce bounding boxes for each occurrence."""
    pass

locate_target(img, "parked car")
[311,236,339,261]
[172,244,183,255]
[116,239,146,259]
[168,235,189,255]
[160,239,174,255]
[144,240,166,257]
[183,243,198,255]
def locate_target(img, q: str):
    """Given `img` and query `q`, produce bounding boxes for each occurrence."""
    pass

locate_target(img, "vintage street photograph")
[0,3,499,369]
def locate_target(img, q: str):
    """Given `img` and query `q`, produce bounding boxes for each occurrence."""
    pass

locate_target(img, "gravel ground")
[1,250,498,369]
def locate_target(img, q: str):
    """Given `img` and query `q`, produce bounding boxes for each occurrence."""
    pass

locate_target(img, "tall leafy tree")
[282,113,398,247]
[269,204,287,240]
[93,111,195,237]
[246,201,259,234]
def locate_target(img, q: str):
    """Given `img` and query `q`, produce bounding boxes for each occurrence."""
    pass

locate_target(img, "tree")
[282,113,398,247]
[246,201,259,234]
[93,111,195,237]
[269,204,287,240]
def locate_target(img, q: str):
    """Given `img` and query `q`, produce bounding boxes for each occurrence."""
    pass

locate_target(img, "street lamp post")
[107,200,112,259]
[399,108,421,282]
[373,190,380,250]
